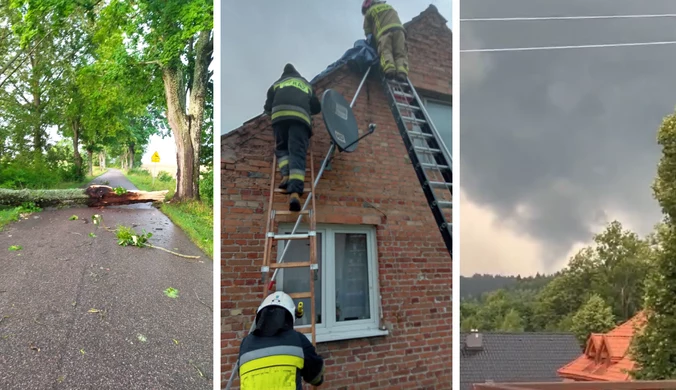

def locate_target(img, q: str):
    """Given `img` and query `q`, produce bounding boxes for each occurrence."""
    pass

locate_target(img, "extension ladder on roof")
[382,76,453,256]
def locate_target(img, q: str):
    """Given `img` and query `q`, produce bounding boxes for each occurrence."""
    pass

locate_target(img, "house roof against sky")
[222,4,448,139]
[557,311,646,381]
[460,332,582,390]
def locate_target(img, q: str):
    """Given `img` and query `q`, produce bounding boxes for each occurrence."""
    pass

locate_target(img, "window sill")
[301,327,389,343]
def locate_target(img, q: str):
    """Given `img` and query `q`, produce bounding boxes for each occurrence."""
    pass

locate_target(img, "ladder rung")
[421,162,450,170]
[408,130,434,139]
[270,261,312,269]
[429,181,452,189]
[402,116,426,124]
[436,201,453,209]
[295,326,313,334]
[414,146,441,154]
[274,210,310,216]
[269,233,315,240]
[289,292,312,299]
[273,188,311,193]
[396,103,421,111]
[392,90,414,99]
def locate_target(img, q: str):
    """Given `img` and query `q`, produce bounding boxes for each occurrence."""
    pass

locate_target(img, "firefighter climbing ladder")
[382,76,453,256]
[225,67,377,390]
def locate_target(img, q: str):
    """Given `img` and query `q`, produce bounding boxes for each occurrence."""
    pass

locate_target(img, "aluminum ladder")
[382,76,453,256]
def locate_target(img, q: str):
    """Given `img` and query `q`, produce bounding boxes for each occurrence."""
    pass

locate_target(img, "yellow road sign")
[151,151,160,163]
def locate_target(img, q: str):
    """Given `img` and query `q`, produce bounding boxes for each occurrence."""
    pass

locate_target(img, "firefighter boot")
[289,193,301,212]
[396,72,407,82]
[279,175,289,191]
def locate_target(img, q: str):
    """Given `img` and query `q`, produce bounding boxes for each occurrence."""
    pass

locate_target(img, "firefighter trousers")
[377,29,408,76]
[273,120,311,195]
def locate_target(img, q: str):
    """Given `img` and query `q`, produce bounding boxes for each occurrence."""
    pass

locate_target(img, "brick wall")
[222,6,452,390]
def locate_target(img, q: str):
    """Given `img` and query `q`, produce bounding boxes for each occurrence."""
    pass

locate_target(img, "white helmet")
[257,291,296,324]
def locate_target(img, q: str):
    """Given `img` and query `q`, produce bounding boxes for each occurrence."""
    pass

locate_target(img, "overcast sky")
[460,0,676,275]
[220,0,452,134]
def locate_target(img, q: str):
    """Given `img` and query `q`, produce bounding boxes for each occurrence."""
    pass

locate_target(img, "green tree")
[498,309,525,332]
[570,294,615,346]
[632,110,676,379]
[100,0,213,200]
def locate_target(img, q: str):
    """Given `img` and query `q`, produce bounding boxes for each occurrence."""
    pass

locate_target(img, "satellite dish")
[321,89,359,153]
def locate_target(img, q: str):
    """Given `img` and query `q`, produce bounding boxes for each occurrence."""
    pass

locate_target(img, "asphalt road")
[0,170,213,389]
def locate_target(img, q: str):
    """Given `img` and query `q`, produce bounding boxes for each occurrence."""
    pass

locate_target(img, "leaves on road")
[69,215,79,221]
[8,245,21,251]
[164,287,179,299]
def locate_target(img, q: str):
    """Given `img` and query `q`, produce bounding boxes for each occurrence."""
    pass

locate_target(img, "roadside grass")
[160,201,213,258]
[0,203,42,231]
[125,169,176,199]
[123,168,213,259]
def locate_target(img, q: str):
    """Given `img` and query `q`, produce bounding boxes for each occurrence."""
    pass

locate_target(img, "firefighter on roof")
[264,63,321,212]
[238,292,325,390]
[362,0,409,82]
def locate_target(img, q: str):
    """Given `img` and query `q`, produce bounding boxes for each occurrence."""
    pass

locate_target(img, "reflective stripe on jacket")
[363,2,405,40]
[238,329,325,390]
[264,71,321,130]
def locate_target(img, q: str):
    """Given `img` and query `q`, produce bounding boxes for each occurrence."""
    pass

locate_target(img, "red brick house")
[222,5,452,389]
[557,312,646,381]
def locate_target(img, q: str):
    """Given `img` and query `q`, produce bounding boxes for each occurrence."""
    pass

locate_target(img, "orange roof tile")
[557,311,644,382]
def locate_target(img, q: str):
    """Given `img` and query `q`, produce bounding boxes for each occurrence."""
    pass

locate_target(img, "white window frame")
[276,223,388,343]
[422,97,453,160]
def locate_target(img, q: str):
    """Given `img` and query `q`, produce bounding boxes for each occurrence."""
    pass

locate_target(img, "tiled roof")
[557,311,646,381]
[460,332,582,390]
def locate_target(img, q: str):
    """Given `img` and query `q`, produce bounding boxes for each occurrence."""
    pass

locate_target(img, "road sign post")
[151,151,160,186]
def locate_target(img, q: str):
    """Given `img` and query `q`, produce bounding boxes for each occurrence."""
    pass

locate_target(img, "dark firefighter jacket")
[264,64,321,131]
[363,2,405,41]
[238,328,325,390]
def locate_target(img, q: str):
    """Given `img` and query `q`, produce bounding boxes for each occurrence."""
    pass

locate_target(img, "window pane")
[424,100,452,155]
[277,232,322,326]
[334,233,370,322]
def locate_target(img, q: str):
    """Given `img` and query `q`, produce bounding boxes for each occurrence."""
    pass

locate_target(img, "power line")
[460,40,676,53]
[460,13,676,22]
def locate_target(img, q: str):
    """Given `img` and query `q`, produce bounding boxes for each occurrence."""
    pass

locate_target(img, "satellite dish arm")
[341,123,376,152]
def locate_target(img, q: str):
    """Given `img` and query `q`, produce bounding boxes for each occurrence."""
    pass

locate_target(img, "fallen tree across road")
[0,185,168,207]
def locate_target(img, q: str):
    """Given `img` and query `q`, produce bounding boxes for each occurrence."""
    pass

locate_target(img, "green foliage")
[0,203,41,230]
[461,220,653,337]
[157,171,173,182]
[632,110,676,379]
[115,225,152,247]
[8,245,22,251]
[570,294,616,346]
[128,168,151,176]
[113,186,127,195]
[160,200,213,258]
[163,287,179,299]
[199,169,213,205]
[69,215,79,221]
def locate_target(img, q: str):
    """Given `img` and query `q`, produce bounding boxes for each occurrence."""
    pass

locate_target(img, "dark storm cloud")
[460,0,676,262]
[221,0,451,133]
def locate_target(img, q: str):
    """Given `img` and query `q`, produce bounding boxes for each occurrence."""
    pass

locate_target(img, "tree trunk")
[128,143,135,169]
[87,149,93,176]
[72,119,82,171]
[0,186,168,207]
[30,53,43,160]
[99,151,106,170]
[161,30,212,201]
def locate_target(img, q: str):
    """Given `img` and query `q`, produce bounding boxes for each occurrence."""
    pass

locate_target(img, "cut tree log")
[0,185,169,207]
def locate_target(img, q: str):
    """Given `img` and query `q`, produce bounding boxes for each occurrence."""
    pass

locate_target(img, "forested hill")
[460,273,554,300]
